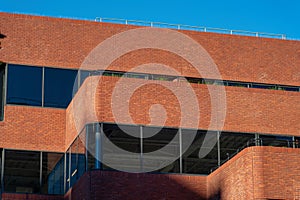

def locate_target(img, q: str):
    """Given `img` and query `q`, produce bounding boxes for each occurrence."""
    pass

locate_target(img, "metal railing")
[87,70,300,93]
[95,17,287,40]
[210,137,299,173]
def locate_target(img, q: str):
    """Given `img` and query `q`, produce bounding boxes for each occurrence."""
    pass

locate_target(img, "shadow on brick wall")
[65,170,210,200]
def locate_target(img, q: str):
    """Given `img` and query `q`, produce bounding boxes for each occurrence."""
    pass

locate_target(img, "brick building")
[0,12,299,199]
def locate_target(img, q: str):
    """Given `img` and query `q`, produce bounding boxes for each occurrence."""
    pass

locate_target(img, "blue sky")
[1,0,300,39]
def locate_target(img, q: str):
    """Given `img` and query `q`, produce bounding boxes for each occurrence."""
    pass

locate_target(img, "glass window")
[4,150,41,193]
[69,136,85,187]
[41,152,64,195]
[219,132,254,164]
[87,124,96,171]
[0,63,5,121]
[278,86,299,92]
[227,81,249,88]
[79,70,90,86]
[260,134,293,148]
[252,83,276,90]
[102,123,141,172]
[7,64,42,106]
[182,130,218,174]
[65,148,71,192]
[44,67,78,108]
[0,148,2,190]
[143,127,180,173]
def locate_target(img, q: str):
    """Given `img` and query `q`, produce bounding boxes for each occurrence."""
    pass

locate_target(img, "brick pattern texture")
[66,76,300,148]
[0,12,299,86]
[0,106,65,152]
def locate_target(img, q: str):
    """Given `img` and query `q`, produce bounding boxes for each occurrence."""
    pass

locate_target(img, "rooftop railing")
[95,17,287,40]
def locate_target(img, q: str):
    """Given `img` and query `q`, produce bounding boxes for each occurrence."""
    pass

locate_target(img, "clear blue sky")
[1,0,300,39]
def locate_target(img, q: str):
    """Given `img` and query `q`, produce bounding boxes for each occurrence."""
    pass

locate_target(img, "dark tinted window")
[102,123,141,172]
[143,127,180,173]
[219,132,254,164]
[260,135,293,148]
[182,130,218,174]
[44,68,78,108]
[41,152,64,195]
[4,150,41,193]
[7,64,42,106]
[0,64,5,120]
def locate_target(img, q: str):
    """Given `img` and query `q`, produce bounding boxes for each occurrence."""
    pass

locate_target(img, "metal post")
[63,153,66,193]
[217,131,221,166]
[1,149,4,192]
[179,128,182,174]
[292,136,295,148]
[77,70,81,90]
[255,133,260,146]
[40,152,43,191]
[85,125,89,172]
[95,123,102,169]
[68,148,71,189]
[140,126,143,172]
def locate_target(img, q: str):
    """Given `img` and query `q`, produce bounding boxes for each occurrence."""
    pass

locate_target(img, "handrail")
[95,17,287,40]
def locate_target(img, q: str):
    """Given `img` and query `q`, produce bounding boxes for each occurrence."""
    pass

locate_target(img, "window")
[44,68,78,108]
[41,152,64,194]
[259,135,293,148]
[0,63,5,120]
[182,130,218,174]
[102,123,141,172]
[79,70,90,86]
[4,150,40,193]
[219,132,254,164]
[143,127,180,173]
[7,64,42,106]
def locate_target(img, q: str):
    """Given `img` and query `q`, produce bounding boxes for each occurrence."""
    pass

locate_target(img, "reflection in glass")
[7,64,42,106]
[4,150,40,193]
[44,68,78,108]
[143,127,180,173]
[42,152,64,194]
[182,130,218,174]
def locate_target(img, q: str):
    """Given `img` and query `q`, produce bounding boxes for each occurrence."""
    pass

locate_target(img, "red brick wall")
[208,146,300,199]
[207,147,255,199]
[64,171,207,200]
[0,105,66,152]
[66,76,300,146]
[1,12,299,86]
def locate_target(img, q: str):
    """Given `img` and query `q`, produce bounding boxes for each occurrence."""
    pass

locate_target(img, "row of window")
[7,64,79,108]
[4,64,300,110]
[0,149,64,194]
[68,123,299,189]
[0,123,297,194]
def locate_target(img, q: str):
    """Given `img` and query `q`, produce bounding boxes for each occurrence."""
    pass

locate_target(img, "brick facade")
[0,12,299,199]
[0,12,299,86]
[0,105,65,152]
